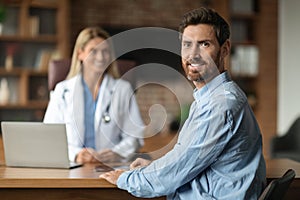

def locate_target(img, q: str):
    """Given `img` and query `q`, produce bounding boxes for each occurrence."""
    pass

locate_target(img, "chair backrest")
[286,117,300,150]
[259,169,296,200]
[270,116,300,158]
[48,59,71,91]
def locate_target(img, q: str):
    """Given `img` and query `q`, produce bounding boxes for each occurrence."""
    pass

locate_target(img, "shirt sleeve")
[43,84,65,123]
[68,145,82,162]
[117,103,234,198]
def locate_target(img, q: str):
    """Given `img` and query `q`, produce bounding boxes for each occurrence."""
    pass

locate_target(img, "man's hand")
[99,169,125,185]
[130,158,152,170]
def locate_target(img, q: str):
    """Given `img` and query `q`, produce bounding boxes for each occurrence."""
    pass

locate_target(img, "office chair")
[48,59,71,91]
[270,116,300,162]
[259,169,296,200]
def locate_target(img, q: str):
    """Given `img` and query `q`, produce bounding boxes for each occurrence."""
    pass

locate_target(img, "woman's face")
[78,37,111,74]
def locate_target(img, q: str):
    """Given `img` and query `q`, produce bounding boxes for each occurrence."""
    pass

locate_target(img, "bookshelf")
[0,0,70,122]
[229,0,260,109]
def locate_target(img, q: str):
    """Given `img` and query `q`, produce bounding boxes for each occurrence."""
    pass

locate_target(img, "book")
[231,45,259,77]
[34,50,53,72]
[29,16,40,37]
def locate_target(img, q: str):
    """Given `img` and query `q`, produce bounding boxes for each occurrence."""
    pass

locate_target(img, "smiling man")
[100,7,266,200]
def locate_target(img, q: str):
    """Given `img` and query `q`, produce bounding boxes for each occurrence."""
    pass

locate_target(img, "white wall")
[278,0,300,135]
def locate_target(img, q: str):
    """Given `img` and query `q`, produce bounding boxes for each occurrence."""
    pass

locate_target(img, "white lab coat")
[43,74,144,162]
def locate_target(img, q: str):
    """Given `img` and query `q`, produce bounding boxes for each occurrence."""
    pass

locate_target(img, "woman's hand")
[76,148,123,163]
[96,149,123,163]
[75,148,98,163]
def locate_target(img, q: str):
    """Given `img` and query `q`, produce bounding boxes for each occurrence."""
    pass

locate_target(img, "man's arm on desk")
[99,158,152,185]
[100,169,125,185]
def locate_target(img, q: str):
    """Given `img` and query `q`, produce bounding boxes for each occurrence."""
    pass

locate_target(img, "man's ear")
[221,39,231,58]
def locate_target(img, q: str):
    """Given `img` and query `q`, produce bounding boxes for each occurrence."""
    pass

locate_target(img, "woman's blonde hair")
[66,27,120,79]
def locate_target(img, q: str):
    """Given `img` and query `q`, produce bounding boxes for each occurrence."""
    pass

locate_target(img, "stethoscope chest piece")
[102,112,111,123]
[100,80,114,124]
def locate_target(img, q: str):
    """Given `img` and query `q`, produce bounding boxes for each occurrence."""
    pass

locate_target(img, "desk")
[0,162,165,200]
[1,130,300,200]
[0,159,300,200]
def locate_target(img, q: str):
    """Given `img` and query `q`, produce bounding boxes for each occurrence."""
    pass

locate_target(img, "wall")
[255,0,278,157]
[278,0,300,135]
[70,0,209,49]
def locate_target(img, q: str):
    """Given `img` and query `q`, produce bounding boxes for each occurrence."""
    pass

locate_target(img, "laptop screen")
[1,122,81,169]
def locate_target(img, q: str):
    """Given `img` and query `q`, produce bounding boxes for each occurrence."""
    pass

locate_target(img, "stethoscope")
[101,81,115,124]
[102,104,111,124]
[61,77,114,124]
[102,98,111,123]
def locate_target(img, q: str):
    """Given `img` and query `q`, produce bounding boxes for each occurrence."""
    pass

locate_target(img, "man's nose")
[189,45,201,60]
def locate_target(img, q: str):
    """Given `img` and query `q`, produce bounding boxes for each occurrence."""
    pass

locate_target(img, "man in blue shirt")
[100,7,266,199]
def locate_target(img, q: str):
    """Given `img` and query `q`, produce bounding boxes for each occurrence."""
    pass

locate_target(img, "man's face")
[181,24,229,88]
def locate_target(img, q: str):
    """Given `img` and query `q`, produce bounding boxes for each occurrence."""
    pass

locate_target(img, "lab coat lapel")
[70,75,85,144]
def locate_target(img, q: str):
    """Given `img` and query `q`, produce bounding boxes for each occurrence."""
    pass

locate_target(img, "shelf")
[0,67,23,75]
[0,67,48,74]
[231,75,257,80]
[0,101,48,109]
[30,0,59,9]
[0,35,57,42]
[230,13,258,20]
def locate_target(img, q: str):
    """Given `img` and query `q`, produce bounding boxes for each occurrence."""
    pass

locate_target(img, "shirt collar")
[193,71,231,101]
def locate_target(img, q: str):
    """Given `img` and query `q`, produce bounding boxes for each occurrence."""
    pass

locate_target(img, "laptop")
[1,121,82,169]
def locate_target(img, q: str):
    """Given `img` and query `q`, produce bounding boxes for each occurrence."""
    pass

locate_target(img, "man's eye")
[182,42,191,48]
[200,42,209,47]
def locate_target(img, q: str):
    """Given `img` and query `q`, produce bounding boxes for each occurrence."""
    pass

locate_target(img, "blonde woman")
[44,27,144,164]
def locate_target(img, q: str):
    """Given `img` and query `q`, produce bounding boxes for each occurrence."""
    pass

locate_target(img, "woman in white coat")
[43,27,144,164]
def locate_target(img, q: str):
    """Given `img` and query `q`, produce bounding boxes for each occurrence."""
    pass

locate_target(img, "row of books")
[230,45,259,77]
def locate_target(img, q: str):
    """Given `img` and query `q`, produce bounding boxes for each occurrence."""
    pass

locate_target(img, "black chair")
[270,117,300,162]
[259,169,296,200]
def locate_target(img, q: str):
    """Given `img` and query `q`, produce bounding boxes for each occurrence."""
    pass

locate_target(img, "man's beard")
[185,51,221,83]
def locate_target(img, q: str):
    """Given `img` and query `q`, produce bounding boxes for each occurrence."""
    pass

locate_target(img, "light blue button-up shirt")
[117,71,266,200]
